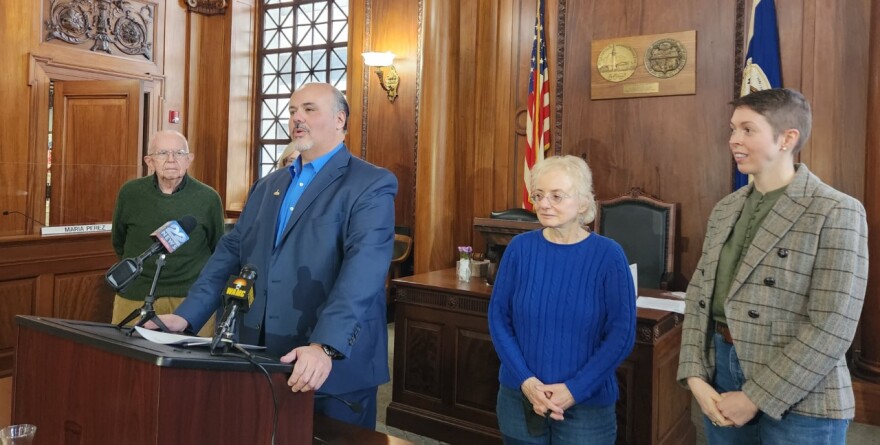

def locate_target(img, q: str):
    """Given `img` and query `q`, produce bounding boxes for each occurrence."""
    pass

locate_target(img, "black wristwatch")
[320,344,343,360]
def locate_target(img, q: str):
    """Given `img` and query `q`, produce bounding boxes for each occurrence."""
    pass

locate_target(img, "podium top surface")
[16,316,294,373]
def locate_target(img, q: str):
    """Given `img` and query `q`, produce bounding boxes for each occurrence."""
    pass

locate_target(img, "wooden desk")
[387,269,694,445]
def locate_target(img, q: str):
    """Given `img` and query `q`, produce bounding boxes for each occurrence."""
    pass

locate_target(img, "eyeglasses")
[529,192,572,205]
[149,150,191,160]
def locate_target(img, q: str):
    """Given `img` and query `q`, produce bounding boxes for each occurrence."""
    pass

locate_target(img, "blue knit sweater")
[488,230,636,406]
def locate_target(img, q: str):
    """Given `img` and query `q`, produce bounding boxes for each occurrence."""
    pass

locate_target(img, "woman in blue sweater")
[489,155,636,445]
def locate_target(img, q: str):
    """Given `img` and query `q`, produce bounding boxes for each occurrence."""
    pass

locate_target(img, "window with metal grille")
[256,0,349,177]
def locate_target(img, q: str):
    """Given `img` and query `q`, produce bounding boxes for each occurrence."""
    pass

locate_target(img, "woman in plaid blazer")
[677,88,868,444]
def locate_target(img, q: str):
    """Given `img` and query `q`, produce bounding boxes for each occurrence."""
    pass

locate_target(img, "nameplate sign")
[41,224,112,236]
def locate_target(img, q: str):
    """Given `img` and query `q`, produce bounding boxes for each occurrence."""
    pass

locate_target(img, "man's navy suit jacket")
[176,148,398,394]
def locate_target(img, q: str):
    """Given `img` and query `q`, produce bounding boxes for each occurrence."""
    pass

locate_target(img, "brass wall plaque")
[591,30,696,100]
[597,44,638,82]
[644,38,687,78]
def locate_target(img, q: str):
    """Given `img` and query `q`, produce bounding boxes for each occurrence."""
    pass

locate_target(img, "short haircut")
[148,130,189,154]
[296,82,350,133]
[530,155,597,225]
[729,88,812,154]
[330,86,350,133]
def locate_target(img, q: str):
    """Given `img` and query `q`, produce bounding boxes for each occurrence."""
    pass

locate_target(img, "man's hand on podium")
[144,314,188,332]
[281,343,332,392]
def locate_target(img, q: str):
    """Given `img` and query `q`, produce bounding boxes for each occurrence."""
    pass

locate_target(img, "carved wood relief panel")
[43,0,154,61]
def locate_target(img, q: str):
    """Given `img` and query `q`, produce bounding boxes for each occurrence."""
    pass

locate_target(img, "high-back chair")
[594,188,678,290]
[386,233,413,305]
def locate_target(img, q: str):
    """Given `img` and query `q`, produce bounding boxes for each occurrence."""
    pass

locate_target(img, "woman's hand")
[687,377,735,427]
[716,391,759,426]
[535,382,574,421]
[521,377,564,419]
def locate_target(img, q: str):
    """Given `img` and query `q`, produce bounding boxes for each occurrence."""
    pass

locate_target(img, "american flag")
[523,0,550,210]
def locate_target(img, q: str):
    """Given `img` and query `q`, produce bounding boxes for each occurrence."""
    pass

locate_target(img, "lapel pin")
[273,190,280,196]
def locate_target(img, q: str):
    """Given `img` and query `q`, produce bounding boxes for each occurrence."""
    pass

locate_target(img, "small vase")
[457,258,472,282]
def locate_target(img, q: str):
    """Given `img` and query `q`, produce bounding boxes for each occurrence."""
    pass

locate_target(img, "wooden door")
[50,80,142,225]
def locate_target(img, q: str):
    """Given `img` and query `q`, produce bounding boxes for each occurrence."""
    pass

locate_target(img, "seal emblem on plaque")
[597,44,638,82]
[644,38,687,78]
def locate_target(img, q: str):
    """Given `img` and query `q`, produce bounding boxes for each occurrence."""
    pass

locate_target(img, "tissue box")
[458,259,490,277]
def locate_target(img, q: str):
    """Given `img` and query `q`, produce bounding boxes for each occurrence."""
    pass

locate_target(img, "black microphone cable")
[229,344,280,445]
[2,210,46,226]
[314,392,363,414]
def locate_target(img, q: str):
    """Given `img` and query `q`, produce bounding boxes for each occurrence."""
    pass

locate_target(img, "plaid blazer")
[677,164,868,420]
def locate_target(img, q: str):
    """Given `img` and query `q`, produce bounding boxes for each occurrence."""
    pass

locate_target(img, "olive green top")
[711,185,788,324]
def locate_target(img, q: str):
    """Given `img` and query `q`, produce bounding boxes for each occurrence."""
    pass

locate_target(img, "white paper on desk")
[629,264,638,297]
[134,326,212,346]
[636,296,686,314]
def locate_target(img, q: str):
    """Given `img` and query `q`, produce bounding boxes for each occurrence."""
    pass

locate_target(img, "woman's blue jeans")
[704,332,849,445]
[496,385,616,445]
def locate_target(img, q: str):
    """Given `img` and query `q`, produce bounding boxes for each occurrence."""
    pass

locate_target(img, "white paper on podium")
[134,326,267,350]
[134,326,212,346]
[629,264,638,297]
[636,296,686,314]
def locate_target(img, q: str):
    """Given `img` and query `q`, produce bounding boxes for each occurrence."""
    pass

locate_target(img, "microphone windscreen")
[178,215,197,233]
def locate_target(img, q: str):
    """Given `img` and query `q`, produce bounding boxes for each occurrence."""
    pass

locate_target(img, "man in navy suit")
[151,82,398,428]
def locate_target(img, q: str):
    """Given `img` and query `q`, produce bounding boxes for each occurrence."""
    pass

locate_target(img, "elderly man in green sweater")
[110,130,224,336]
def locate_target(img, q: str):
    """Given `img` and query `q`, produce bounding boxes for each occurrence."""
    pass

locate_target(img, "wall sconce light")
[362,51,399,103]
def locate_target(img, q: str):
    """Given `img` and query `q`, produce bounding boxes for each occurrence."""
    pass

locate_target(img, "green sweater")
[111,175,224,301]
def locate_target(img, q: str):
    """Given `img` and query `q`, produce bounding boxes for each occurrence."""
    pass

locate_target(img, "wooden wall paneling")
[562,0,738,287]
[790,0,869,201]
[510,0,537,212]
[50,80,143,225]
[456,1,479,252]
[186,12,232,204]
[0,0,36,236]
[852,0,880,394]
[347,0,366,165]
[30,0,167,79]
[53,271,115,323]
[0,233,117,376]
[469,0,501,244]
[25,66,51,236]
[160,1,189,136]
[0,279,36,378]
[226,0,257,212]
[414,0,460,273]
[364,0,420,230]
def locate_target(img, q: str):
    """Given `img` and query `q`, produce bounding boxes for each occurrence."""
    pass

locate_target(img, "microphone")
[137,216,197,263]
[222,264,257,312]
[105,216,198,291]
[212,265,258,353]
[2,210,46,227]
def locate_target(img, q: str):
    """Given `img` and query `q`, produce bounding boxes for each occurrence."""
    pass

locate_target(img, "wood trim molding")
[359,0,372,160]
[412,0,423,228]
[29,54,165,85]
[733,0,746,97]
[554,0,566,155]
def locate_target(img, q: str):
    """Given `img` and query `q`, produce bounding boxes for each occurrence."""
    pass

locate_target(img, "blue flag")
[735,0,782,189]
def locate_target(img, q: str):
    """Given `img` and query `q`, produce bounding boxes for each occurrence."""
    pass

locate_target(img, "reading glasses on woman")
[529,191,572,205]
[149,150,191,160]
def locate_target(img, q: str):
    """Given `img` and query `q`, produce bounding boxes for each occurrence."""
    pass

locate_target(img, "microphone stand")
[117,254,171,335]
[211,304,239,355]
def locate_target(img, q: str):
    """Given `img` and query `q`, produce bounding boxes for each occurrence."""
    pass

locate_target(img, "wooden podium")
[11,316,313,444]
